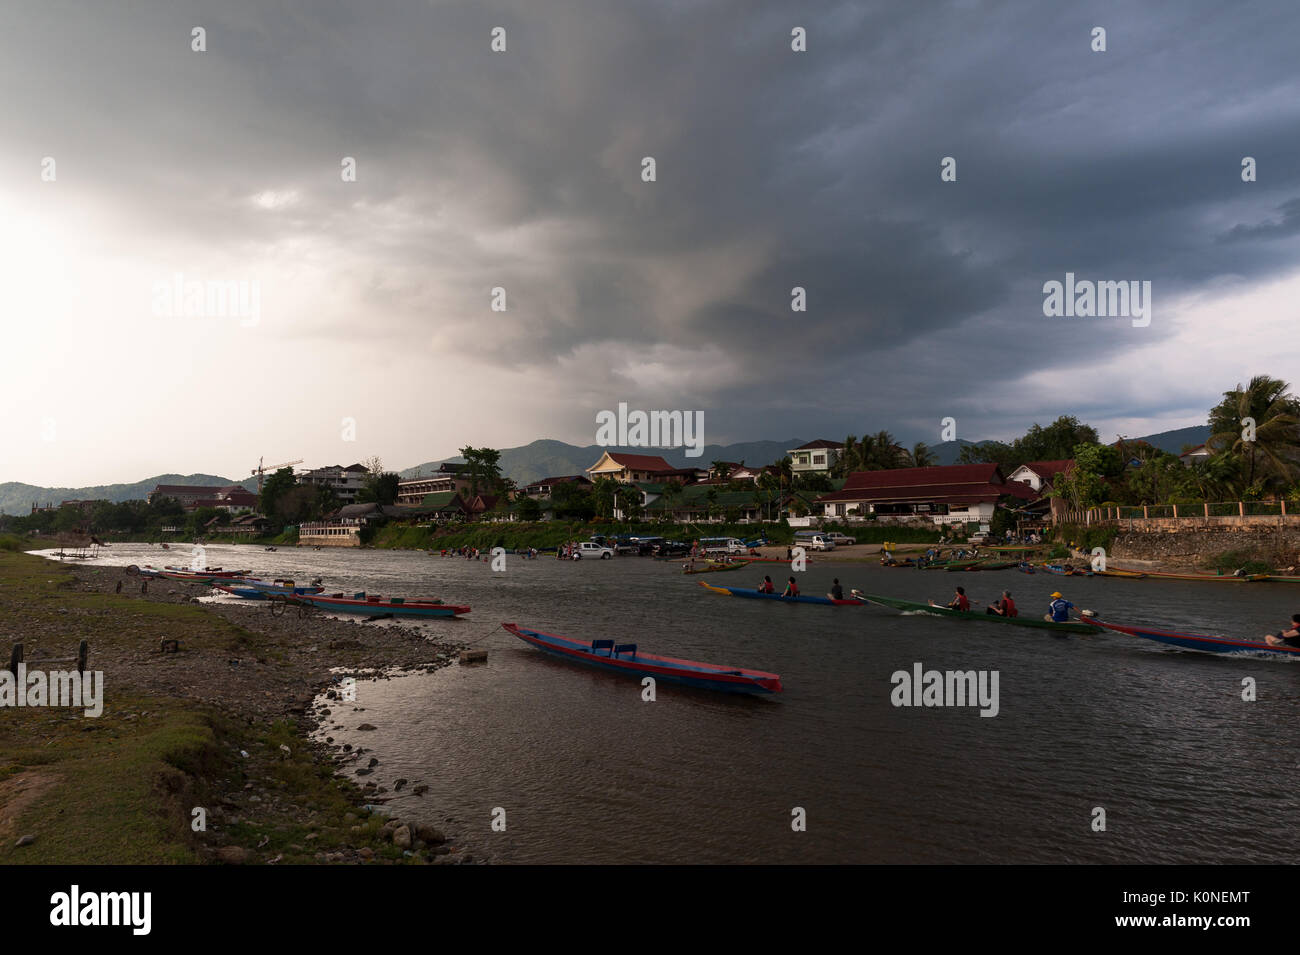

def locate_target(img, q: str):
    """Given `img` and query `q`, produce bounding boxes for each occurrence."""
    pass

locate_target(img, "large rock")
[414,823,446,844]
[393,825,412,849]
[216,846,250,865]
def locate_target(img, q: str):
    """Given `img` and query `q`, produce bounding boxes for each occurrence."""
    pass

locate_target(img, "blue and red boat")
[215,578,325,600]
[502,623,782,694]
[698,581,865,606]
[289,592,470,618]
[1085,617,1300,658]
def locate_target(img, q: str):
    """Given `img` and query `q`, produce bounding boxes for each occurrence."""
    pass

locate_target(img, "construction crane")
[252,457,303,493]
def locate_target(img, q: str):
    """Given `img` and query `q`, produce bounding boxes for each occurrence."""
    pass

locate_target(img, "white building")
[298,463,369,505]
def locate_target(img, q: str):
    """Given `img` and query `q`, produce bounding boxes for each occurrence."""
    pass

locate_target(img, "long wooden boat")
[682,560,753,575]
[1083,617,1300,658]
[1041,563,1092,577]
[288,592,470,617]
[215,579,325,599]
[1094,568,1147,579]
[698,581,864,606]
[502,623,782,694]
[852,591,1095,633]
[1108,566,1267,582]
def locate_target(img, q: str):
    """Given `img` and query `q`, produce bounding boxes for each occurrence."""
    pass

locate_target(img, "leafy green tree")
[357,471,400,506]
[516,496,542,522]
[459,447,504,497]
[552,482,595,521]
[259,467,297,517]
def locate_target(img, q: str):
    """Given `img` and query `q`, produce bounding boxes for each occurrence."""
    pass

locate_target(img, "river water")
[42,543,1300,864]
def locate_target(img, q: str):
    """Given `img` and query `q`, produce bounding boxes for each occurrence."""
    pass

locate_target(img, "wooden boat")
[215,578,325,599]
[502,623,782,694]
[1108,566,1267,582]
[852,591,1095,633]
[147,566,252,583]
[288,592,470,617]
[1041,563,1092,577]
[1094,568,1147,579]
[682,560,752,575]
[698,581,864,606]
[1083,617,1300,658]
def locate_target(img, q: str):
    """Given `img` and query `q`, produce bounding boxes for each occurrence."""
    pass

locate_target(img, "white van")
[699,537,746,555]
[793,530,836,551]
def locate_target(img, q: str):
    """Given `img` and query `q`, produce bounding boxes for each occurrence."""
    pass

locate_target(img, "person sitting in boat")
[1264,615,1300,648]
[947,586,970,611]
[827,578,844,600]
[783,576,800,597]
[987,591,1017,617]
[1045,591,1074,623]
[758,575,775,594]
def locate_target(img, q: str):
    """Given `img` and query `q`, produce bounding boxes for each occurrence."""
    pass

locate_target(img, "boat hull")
[698,581,864,606]
[1109,567,1267,582]
[1085,618,1300,657]
[503,623,781,693]
[855,592,1094,633]
[290,594,469,617]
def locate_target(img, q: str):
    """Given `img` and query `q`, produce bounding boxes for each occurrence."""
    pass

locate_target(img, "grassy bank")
[0,550,431,864]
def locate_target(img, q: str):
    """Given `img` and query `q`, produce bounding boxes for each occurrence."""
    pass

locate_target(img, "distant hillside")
[1127,426,1211,454]
[0,474,258,516]
[401,438,807,486]
[928,439,983,466]
[2,426,1216,515]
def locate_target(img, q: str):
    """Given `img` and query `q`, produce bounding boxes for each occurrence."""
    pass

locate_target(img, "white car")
[827,532,857,546]
[576,541,614,560]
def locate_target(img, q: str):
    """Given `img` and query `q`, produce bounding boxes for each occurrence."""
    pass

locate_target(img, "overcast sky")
[4,0,1300,485]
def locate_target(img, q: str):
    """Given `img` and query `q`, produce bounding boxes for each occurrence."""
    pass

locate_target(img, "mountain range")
[1,427,1211,515]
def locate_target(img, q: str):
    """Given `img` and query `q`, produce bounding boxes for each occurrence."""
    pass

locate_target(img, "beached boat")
[697,581,865,606]
[1083,617,1300,658]
[1108,567,1267,582]
[852,591,1095,633]
[1094,568,1147,579]
[215,578,325,599]
[502,623,782,694]
[288,592,470,617]
[1041,563,1092,577]
[682,560,752,575]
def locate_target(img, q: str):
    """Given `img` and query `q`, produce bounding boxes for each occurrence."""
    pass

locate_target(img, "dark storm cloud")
[5,0,1300,448]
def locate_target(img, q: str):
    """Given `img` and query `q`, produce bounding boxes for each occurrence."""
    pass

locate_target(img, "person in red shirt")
[783,576,800,597]
[758,575,775,594]
[987,590,1017,617]
[947,586,970,611]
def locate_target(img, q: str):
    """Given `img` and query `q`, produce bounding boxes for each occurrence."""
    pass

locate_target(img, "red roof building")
[815,464,1035,524]
[586,452,693,485]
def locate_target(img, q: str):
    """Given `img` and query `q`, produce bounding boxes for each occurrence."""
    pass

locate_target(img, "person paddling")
[1264,614,1300,648]
[947,586,970,611]
[827,578,844,600]
[783,576,800,597]
[758,575,775,594]
[1045,591,1074,623]
[987,590,1017,617]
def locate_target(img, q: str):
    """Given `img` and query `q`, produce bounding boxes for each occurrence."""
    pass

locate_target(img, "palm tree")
[835,435,859,477]
[711,460,733,482]
[909,442,938,468]
[1207,375,1300,493]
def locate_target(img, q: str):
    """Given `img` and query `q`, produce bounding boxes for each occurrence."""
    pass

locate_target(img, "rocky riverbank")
[0,553,475,865]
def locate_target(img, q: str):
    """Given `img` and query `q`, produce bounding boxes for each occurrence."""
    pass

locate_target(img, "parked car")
[793,530,836,551]
[577,541,614,559]
[826,532,857,546]
[655,540,691,557]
